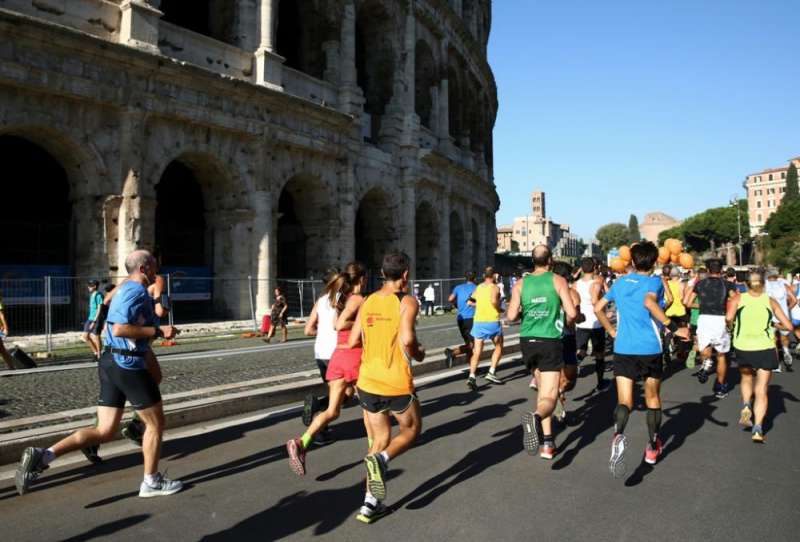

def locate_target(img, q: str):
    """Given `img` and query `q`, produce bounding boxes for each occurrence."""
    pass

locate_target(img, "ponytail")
[323,261,367,313]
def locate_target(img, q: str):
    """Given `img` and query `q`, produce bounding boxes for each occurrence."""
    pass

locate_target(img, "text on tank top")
[733,292,775,351]
[575,278,600,329]
[473,283,500,323]
[520,272,564,339]
[356,292,414,396]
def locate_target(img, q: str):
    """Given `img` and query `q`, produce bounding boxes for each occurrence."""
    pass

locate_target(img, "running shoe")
[540,441,556,460]
[286,438,306,476]
[773,365,782,374]
[595,379,612,394]
[529,375,538,390]
[313,428,336,446]
[739,404,753,428]
[685,350,697,369]
[121,418,144,446]
[467,376,478,391]
[302,393,319,427]
[713,382,729,399]
[644,438,663,465]
[751,426,765,443]
[356,501,390,524]
[782,350,793,370]
[138,473,183,497]
[484,372,502,384]
[364,454,388,501]
[81,445,102,465]
[15,447,49,495]
[609,433,627,479]
[521,412,543,456]
[444,348,455,369]
[696,369,709,384]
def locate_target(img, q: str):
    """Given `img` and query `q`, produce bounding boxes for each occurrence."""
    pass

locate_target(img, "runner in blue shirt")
[15,250,183,498]
[595,241,689,478]
[444,271,478,368]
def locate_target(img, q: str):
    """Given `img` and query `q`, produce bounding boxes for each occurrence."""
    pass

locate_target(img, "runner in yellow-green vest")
[466,266,504,391]
[507,245,578,459]
[726,268,800,443]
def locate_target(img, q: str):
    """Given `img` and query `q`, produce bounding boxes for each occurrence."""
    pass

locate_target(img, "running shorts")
[696,315,731,354]
[613,353,663,381]
[575,328,606,359]
[563,334,578,366]
[98,351,161,410]
[326,347,362,383]
[735,348,779,371]
[83,320,94,333]
[457,317,474,344]
[315,358,329,382]
[471,321,502,341]
[357,388,417,414]
[520,337,563,372]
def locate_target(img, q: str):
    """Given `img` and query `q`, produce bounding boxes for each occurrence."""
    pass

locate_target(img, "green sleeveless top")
[733,292,775,351]
[520,272,564,339]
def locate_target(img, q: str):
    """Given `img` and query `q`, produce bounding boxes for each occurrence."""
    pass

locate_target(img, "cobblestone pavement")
[0,321,479,421]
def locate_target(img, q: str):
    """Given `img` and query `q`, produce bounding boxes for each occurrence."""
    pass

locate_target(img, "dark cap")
[87,279,100,287]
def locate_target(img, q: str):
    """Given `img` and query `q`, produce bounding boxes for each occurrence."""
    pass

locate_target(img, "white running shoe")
[139,473,183,498]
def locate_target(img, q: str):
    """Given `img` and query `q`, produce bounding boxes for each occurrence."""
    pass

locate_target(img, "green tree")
[783,162,798,203]
[596,223,630,253]
[658,225,683,246]
[657,200,748,252]
[628,214,640,243]
[763,198,800,271]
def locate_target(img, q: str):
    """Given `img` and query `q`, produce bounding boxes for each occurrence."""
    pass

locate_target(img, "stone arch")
[276,173,337,278]
[276,0,338,79]
[448,48,467,145]
[355,0,400,142]
[415,200,440,279]
[414,39,438,130]
[450,210,466,277]
[355,186,401,274]
[468,84,486,153]
[159,0,239,47]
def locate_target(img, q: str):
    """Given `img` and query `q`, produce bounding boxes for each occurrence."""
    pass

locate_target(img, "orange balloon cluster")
[610,245,632,273]
[658,238,693,269]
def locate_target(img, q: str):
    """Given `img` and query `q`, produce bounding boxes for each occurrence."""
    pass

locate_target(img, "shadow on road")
[552,386,616,471]
[60,514,151,542]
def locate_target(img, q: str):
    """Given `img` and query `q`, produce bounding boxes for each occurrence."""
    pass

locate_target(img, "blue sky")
[488,0,799,239]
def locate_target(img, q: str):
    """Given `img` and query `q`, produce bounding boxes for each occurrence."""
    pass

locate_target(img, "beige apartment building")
[745,157,800,236]
[496,190,582,258]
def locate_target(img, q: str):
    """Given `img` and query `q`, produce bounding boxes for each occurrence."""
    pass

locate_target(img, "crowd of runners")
[10,242,800,525]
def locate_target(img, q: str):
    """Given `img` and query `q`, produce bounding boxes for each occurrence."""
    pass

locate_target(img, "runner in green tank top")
[725,269,800,443]
[507,245,577,459]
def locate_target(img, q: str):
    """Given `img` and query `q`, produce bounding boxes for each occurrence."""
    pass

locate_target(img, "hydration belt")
[104,347,145,358]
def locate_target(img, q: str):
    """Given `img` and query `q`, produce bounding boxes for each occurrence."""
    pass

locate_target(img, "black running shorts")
[457,317,474,344]
[521,337,564,372]
[98,351,161,410]
[315,358,329,382]
[576,328,606,358]
[613,353,663,381]
[735,348,779,371]
[357,388,417,414]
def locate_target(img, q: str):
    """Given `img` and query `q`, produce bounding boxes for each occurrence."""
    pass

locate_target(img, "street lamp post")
[730,194,743,265]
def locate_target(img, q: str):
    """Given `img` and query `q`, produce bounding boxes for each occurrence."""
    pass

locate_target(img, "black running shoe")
[15,447,48,495]
[313,428,336,446]
[467,376,478,391]
[121,418,145,446]
[302,394,319,427]
[697,369,709,384]
[521,412,543,456]
[81,445,102,464]
[444,348,455,369]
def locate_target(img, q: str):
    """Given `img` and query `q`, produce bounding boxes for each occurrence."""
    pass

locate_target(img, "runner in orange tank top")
[348,251,425,523]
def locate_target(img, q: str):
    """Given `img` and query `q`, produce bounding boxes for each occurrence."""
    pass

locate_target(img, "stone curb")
[0,337,521,466]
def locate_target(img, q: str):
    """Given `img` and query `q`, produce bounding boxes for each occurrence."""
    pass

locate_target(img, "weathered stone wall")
[0,0,499,317]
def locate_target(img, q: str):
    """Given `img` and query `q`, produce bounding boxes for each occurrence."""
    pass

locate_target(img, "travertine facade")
[639,212,681,243]
[0,0,498,317]
[744,157,800,236]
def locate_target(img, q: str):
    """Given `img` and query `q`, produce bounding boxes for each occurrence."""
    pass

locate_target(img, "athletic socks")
[469,372,476,379]
[646,408,662,445]
[613,404,630,435]
[368,438,374,449]
[488,368,496,376]
[300,432,313,449]
[143,473,159,486]
[42,448,56,466]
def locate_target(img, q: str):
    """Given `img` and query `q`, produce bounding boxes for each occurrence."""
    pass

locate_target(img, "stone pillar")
[71,195,104,277]
[400,181,416,275]
[119,0,162,54]
[254,0,285,90]
[322,40,341,86]
[439,196,451,278]
[339,1,364,116]
[338,158,357,263]
[438,78,450,140]
[252,190,274,318]
[463,208,474,270]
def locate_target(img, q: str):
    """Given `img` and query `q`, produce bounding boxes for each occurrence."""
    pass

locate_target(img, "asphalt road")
[1,355,798,541]
[0,321,465,419]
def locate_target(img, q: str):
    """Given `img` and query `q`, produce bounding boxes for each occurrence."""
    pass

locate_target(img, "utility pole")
[730,195,743,264]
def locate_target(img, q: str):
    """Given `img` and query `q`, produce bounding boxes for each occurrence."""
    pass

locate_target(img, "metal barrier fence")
[0,275,474,353]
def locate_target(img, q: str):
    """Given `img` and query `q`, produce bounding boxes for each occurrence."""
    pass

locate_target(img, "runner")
[444,271,477,368]
[507,245,577,460]
[551,261,584,432]
[265,287,288,343]
[287,262,373,475]
[15,250,183,497]
[685,268,706,368]
[683,259,738,397]
[727,269,800,442]
[575,257,610,392]
[594,241,689,478]
[81,280,104,360]
[765,268,797,372]
[348,251,425,523]
[466,266,504,390]
[0,290,14,370]
[665,267,690,364]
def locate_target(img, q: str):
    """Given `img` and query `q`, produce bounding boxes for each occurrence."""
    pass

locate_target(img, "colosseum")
[0,0,498,317]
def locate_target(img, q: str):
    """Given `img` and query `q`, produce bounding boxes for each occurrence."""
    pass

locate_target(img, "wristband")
[665,319,679,333]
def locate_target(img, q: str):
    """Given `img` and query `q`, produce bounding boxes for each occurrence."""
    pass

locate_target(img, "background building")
[639,212,681,243]
[0,0,498,319]
[745,157,800,236]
